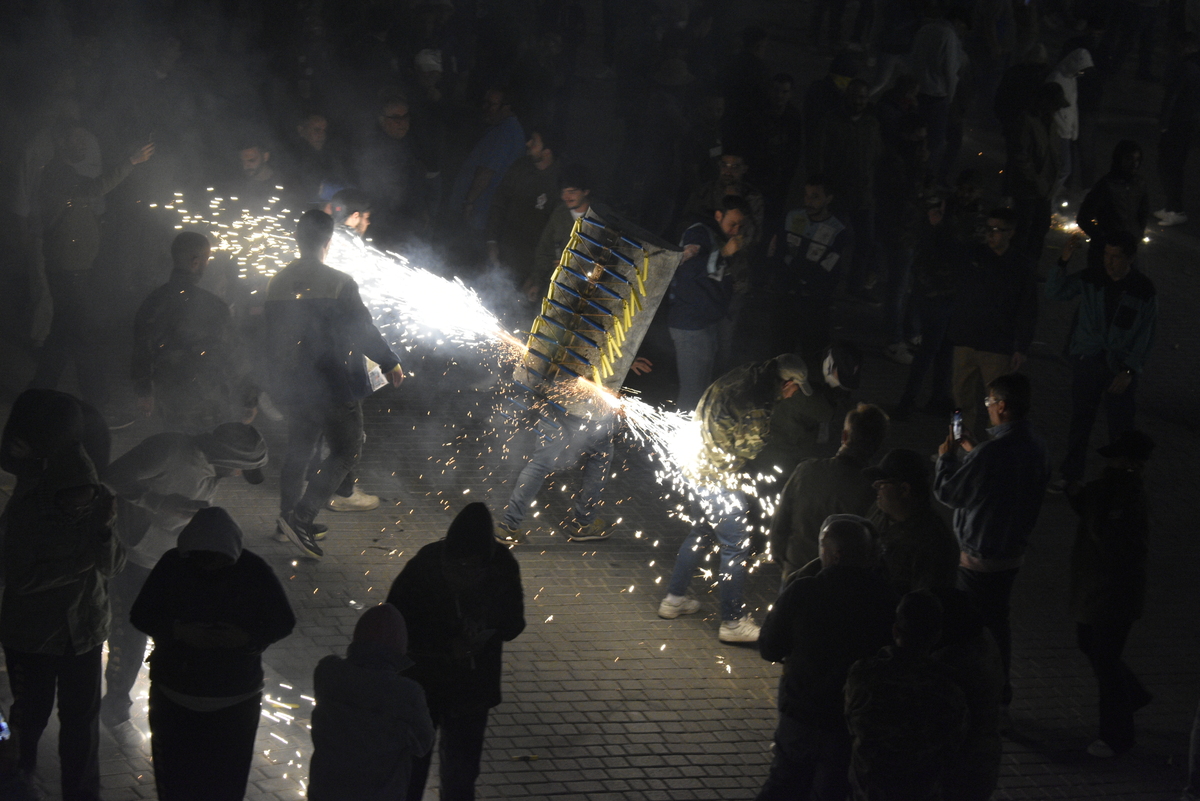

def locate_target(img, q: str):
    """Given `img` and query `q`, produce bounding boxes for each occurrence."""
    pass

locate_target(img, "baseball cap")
[863,448,931,493]
[775,354,814,396]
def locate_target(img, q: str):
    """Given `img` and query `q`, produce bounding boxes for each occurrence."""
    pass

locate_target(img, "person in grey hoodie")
[99,423,268,741]
[308,603,434,800]
[1046,47,1095,203]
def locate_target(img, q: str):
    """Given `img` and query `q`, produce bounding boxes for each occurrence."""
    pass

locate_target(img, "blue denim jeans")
[670,318,733,410]
[502,415,614,529]
[666,486,751,621]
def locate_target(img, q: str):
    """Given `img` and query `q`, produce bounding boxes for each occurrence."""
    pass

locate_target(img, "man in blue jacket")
[1046,230,1156,492]
[666,195,751,409]
[265,211,404,558]
[934,372,1049,707]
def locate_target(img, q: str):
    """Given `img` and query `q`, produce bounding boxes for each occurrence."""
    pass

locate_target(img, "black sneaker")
[277,514,324,558]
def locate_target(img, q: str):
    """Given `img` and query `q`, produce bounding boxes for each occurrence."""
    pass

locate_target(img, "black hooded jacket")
[1077,141,1150,268]
[386,503,525,712]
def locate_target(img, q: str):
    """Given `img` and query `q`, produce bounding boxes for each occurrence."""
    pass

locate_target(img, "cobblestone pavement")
[4,4,1200,800]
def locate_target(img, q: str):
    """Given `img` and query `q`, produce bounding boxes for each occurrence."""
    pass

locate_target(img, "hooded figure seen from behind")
[308,603,434,801]
[386,503,525,801]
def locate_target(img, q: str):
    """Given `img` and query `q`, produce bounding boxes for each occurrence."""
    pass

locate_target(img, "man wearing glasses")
[945,208,1039,436]
[934,372,1050,711]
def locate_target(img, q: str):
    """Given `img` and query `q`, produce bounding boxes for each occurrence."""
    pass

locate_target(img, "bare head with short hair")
[842,403,889,459]
[170,231,212,283]
[295,210,334,259]
[818,514,876,569]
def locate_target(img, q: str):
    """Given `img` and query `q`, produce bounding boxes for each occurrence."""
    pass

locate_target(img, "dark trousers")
[918,94,952,181]
[1076,620,1150,752]
[772,290,832,370]
[1061,353,1137,483]
[148,686,261,801]
[755,714,851,801]
[1159,123,1194,212]
[280,400,363,521]
[810,0,848,42]
[846,208,877,293]
[30,270,109,408]
[101,563,153,723]
[1012,195,1052,268]
[897,295,954,412]
[956,566,1020,705]
[3,645,102,801]
[408,706,490,801]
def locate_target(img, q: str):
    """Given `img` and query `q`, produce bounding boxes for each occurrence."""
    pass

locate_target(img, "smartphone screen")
[952,410,963,441]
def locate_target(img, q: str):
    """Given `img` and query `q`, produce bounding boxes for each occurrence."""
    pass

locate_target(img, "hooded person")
[308,603,435,801]
[1,388,110,509]
[1047,47,1095,201]
[98,423,268,739]
[130,507,295,801]
[1,442,124,801]
[1077,140,1150,269]
[386,503,526,801]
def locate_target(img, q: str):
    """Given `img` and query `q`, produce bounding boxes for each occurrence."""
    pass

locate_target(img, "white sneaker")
[1158,210,1189,227]
[719,616,761,643]
[657,596,701,619]
[885,342,914,365]
[1153,207,1170,219]
[328,486,380,511]
[1087,739,1117,758]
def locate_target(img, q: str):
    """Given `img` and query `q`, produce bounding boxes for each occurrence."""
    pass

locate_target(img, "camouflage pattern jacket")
[690,358,782,486]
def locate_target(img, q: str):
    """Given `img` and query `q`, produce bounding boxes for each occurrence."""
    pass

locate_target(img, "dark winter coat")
[307,654,435,801]
[1067,468,1150,625]
[386,520,525,712]
[947,243,1039,356]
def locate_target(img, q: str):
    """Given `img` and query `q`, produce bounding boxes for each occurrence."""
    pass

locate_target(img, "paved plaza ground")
[3,3,1200,799]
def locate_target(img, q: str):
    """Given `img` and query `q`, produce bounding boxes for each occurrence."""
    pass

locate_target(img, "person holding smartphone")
[933,373,1049,711]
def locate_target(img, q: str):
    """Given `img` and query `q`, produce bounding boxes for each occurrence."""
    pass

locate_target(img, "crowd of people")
[1,0,1198,799]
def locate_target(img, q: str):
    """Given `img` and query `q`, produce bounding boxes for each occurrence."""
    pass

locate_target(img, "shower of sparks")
[153,195,778,565]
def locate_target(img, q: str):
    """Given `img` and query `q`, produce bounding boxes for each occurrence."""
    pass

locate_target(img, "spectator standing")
[749,74,805,234]
[485,127,562,294]
[448,88,526,235]
[30,127,154,412]
[660,356,814,642]
[1007,82,1068,266]
[770,176,851,364]
[1046,48,1095,203]
[386,503,526,801]
[1,445,123,801]
[682,151,766,259]
[308,603,435,800]
[99,423,268,743]
[816,79,882,297]
[1046,232,1156,490]
[1154,35,1200,227]
[266,211,404,559]
[845,590,968,800]
[995,44,1051,160]
[934,373,1050,706]
[1078,141,1150,270]
[356,96,428,244]
[804,54,860,169]
[131,231,258,434]
[769,403,889,582]
[130,507,295,801]
[289,112,349,204]
[1066,430,1156,758]
[910,2,968,180]
[946,208,1038,437]
[666,196,750,409]
[756,516,896,801]
[894,192,964,420]
[866,448,961,595]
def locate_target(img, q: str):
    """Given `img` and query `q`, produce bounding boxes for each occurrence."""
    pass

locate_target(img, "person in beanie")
[386,503,525,801]
[1066,430,1156,758]
[308,603,434,801]
[1,444,124,801]
[130,507,295,801]
[99,423,269,744]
